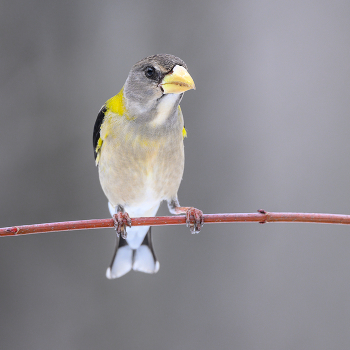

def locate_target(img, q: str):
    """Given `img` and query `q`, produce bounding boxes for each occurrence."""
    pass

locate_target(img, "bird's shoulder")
[93,104,107,164]
[178,105,187,138]
[93,88,127,165]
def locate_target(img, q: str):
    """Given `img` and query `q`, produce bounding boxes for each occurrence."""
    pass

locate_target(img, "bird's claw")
[113,212,132,239]
[186,207,204,234]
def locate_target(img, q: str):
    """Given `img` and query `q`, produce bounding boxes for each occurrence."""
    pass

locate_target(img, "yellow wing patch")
[94,88,128,166]
[95,138,103,165]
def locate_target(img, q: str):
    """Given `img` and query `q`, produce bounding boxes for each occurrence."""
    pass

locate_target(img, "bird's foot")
[169,201,204,234]
[183,207,204,234]
[113,212,132,239]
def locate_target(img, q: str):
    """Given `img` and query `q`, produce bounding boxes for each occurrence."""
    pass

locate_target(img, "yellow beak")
[160,65,195,94]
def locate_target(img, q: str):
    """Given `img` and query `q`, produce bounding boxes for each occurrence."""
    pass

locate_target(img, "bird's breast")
[98,120,184,208]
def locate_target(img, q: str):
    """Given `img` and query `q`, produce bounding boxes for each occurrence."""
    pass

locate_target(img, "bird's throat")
[151,93,182,127]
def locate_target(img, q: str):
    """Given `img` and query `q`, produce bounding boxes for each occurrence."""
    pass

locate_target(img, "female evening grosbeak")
[93,54,203,278]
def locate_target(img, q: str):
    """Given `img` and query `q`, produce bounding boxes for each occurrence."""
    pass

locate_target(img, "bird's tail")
[106,228,159,279]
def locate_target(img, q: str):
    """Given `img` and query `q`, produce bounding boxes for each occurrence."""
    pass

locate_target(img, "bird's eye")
[145,66,156,79]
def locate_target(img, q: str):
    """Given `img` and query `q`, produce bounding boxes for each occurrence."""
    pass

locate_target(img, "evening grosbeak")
[93,54,203,278]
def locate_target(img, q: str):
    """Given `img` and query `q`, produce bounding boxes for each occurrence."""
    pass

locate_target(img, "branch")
[2,211,350,237]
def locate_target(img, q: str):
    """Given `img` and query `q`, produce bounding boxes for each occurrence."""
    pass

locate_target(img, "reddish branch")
[2,211,350,237]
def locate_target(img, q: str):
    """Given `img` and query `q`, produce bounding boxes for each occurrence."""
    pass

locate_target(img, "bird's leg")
[168,198,204,234]
[112,205,131,239]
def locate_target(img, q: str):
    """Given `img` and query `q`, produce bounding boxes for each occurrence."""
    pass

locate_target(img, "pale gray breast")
[98,124,184,208]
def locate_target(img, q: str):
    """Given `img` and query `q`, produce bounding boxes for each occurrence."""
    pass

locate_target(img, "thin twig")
[1,210,350,237]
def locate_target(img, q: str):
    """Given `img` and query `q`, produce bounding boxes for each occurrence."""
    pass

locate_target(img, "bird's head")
[123,54,195,118]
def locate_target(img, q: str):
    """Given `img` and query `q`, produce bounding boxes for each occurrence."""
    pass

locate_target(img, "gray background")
[1,0,350,349]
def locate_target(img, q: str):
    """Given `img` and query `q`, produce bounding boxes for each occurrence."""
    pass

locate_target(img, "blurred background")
[1,0,350,349]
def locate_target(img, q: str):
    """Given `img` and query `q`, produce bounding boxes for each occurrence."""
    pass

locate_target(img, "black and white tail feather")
[106,228,160,279]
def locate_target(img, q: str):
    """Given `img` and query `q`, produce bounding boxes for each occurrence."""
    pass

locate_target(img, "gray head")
[123,54,195,117]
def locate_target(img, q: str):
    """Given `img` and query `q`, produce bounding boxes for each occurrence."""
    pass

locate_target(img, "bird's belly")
[98,137,184,208]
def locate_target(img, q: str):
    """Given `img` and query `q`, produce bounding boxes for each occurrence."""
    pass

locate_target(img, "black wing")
[93,105,107,160]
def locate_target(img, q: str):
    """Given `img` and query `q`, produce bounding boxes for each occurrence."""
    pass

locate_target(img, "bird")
[93,54,204,278]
